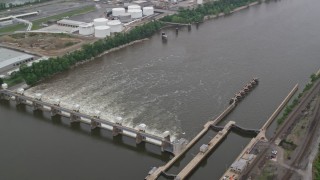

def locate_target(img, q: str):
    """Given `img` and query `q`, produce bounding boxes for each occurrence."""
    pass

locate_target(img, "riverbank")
[161,0,258,24]
[204,1,260,20]
[277,73,320,125]
[13,38,150,88]
[13,21,163,85]
[96,38,149,58]
[3,0,267,86]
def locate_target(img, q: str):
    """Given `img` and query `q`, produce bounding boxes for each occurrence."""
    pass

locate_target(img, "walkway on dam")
[0,89,174,153]
[175,121,235,180]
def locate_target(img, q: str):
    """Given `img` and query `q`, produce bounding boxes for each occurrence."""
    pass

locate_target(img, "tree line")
[19,21,163,85]
[161,0,257,24]
[314,145,320,180]
[0,3,6,10]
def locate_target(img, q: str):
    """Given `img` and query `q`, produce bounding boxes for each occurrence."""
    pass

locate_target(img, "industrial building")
[230,158,248,174]
[0,48,34,73]
[57,19,85,28]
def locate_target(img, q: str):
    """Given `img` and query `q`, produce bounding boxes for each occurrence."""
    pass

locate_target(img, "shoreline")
[204,1,260,20]
[4,0,264,86]
[97,38,149,58]
[74,38,149,67]
[27,38,150,87]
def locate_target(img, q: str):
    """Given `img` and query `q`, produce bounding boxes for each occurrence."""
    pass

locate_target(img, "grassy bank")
[277,73,320,125]
[0,24,27,34]
[32,5,96,30]
[161,0,257,24]
[313,145,320,179]
[3,72,24,87]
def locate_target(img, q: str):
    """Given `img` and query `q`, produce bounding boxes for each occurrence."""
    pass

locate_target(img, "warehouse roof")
[0,48,34,68]
[230,159,247,172]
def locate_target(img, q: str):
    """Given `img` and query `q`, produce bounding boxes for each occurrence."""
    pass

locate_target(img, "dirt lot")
[0,32,96,56]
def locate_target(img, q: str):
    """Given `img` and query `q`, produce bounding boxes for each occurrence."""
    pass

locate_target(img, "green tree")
[310,73,317,82]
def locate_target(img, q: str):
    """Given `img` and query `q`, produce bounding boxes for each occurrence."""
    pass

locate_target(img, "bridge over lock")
[211,124,261,136]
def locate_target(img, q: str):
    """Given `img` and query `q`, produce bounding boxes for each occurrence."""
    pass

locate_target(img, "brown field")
[0,33,96,56]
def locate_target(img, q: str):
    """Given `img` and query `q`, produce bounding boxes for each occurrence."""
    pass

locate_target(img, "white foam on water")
[24,54,196,140]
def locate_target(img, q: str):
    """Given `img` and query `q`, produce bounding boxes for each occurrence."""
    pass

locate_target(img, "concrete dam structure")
[0,89,188,155]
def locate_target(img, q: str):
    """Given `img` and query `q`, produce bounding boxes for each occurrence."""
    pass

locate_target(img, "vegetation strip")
[161,0,258,23]
[0,24,27,34]
[277,74,320,125]
[313,145,320,179]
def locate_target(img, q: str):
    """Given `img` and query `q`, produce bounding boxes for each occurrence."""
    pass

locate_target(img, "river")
[1,0,320,179]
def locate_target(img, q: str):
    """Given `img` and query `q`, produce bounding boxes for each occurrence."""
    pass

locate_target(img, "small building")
[200,144,208,153]
[0,48,34,73]
[230,159,248,174]
[57,19,86,28]
[173,138,189,155]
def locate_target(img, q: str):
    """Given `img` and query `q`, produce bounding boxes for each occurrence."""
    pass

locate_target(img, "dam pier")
[0,89,188,155]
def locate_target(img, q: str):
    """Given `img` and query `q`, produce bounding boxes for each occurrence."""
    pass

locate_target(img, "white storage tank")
[94,26,111,38]
[128,9,142,19]
[79,23,94,35]
[107,20,123,32]
[197,0,203,4]
[93,18,108,26]
[128,5,141,10]
[112,8,125,16]
[118,13,132,23]
[143,7,154,16]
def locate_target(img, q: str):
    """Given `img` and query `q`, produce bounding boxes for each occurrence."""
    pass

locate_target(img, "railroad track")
[241,80,320,179]
[281,95,320,179]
